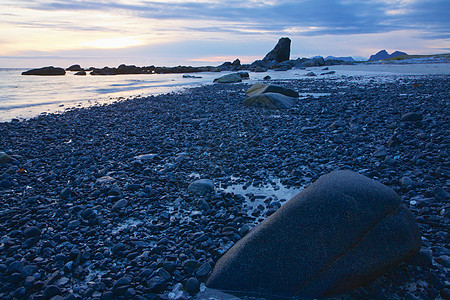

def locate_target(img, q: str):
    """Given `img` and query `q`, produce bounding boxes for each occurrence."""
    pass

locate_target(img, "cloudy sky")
[1,0,449,68]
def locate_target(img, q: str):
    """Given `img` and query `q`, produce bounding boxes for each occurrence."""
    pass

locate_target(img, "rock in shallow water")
[22,66,66,76]
[206,170,421,298]
[213,74,243,84]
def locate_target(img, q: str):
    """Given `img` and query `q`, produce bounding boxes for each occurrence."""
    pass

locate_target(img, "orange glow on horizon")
[189,55,261,64]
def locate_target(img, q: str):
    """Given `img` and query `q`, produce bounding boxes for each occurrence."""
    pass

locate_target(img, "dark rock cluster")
[22,38,354,76]
[0,75,448,299]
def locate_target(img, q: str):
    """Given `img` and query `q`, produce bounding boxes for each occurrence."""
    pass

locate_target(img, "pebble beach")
[0,70,449,299]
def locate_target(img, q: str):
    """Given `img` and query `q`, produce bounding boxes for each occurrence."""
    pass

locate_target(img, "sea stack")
[262,37,291,62]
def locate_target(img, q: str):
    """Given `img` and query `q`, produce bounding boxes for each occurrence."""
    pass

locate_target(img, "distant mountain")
[390,51,408,58]
[369,50,390,61]
[368,50,407,61]
[325,56,355,62]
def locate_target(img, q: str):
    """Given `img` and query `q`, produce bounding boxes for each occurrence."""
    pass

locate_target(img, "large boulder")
[263,37,291,63]
[243,93,296,110]
[22,66,66,76]
[207,170,421,298]
[213,73,243,83]
[246,83,299,98]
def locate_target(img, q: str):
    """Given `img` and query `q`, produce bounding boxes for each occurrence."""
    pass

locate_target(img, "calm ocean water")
[0,68,220,122]
[1,64,448,122]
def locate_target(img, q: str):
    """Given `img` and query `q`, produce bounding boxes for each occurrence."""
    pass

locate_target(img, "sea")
[1,63,449,122]
[0,68,222,122]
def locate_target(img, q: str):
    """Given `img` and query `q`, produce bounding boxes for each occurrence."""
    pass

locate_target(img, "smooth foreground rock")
[22,66,66,76]
[245,83,299,98]
[243,93,296,110]
[207,170,421,298]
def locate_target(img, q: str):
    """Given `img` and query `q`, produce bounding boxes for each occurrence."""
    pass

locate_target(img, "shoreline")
[0,72,449,299]
[1,63,450,123]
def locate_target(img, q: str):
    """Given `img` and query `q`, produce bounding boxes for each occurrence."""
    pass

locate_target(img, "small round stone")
[184,277,200,295]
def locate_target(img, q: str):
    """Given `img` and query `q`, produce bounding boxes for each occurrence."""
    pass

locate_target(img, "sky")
[0,0,449,68]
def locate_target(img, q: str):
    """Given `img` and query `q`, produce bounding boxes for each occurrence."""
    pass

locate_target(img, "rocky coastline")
[0,73,449,299]
[22,57,351,77]
[22,38,353,76]
[20,36,449,77]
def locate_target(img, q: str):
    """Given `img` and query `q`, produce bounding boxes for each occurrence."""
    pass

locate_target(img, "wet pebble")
[184,277,200,295]
[112,199,128,211]
[23,226,41,238]
[43,285,62,299]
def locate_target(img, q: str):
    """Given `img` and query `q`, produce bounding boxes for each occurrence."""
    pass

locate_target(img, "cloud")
[1,0,448,67]
[12,0,449,38]
[3,19,117,32]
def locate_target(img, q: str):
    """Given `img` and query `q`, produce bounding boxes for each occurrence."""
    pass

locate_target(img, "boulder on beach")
[206,170,421,298]
[74,71,86,76]
[263,37,291,63]
[244,83,299,109]
[22,66,66,76]
[236,71,249,78]
[243,93,296,110]
[213,73,243,83]
[183,74,202,79]
[246,83,299,98]
[321,71,336,75]
[305,71,317,76]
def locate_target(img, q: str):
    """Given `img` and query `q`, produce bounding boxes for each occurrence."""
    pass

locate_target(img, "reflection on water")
[0,69,220,121]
